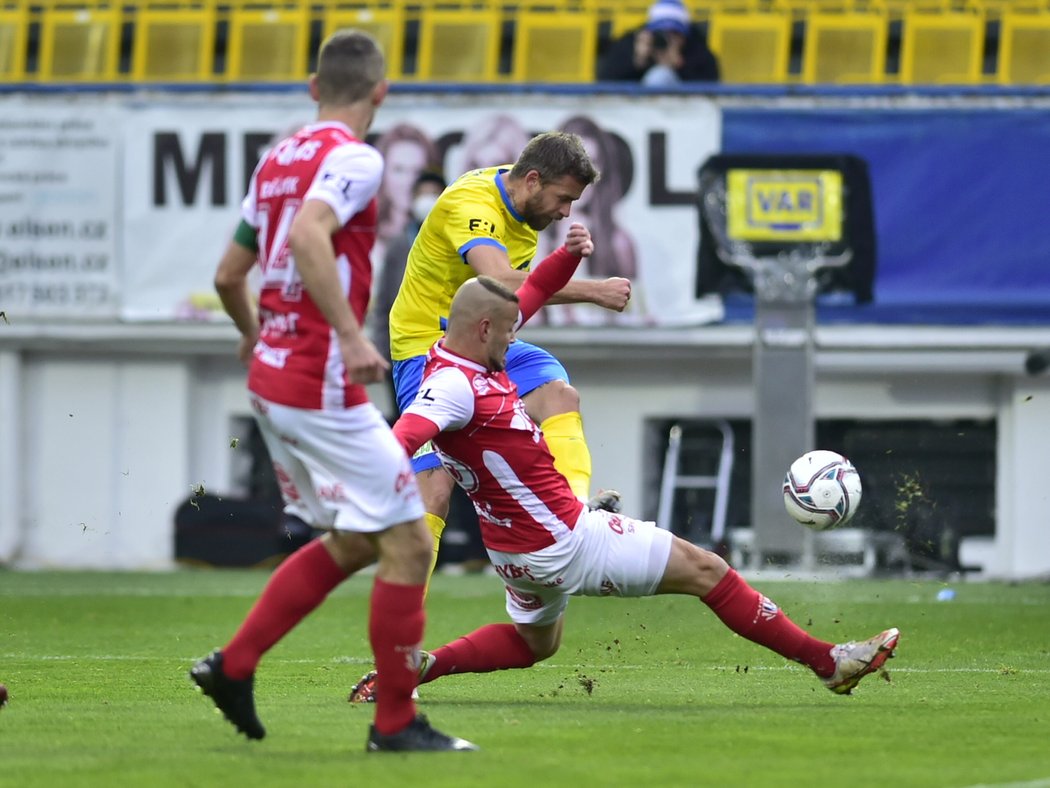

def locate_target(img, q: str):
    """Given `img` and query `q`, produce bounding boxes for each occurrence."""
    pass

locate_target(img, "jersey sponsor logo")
[412,440,435,460]
[260,309,300,338]
[322,171,355,199]
[318,482,349,503]
[254,340,292,369]
[274,138,322,166]
[493,562,536,582]
[467,217,496,235]
[471,375,491,395]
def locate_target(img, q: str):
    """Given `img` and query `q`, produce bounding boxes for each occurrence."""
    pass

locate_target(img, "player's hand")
[593,277,632,312]
[236,333,258,368]
[340,334,390,385]
[563,222,594,258]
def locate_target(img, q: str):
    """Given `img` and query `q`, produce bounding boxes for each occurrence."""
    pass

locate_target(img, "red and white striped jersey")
[241,121,382,410]
[399,340,586,553]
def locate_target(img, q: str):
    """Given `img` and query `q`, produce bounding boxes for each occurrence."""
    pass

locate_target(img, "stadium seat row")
[1,2,1049,84]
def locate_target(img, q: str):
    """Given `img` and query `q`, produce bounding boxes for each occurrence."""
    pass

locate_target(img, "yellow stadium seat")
[37,5,121,81]
[416,8,502,82]
[511,10,598,82]
[899,10,985,84]
[226,4,310,81]
[868,0,949,18]
[0,3,29,81]
[963,0,1045,20]
[686,0,759,20]
[708,11,792,83]
[322,5,406,80]
[772,0,854,20]
[801,11,888,84]
[997,11,1050,84]
[609,9,647,38]
[130,5,216,82]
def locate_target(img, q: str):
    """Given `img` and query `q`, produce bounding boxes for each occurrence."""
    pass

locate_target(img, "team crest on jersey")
[441,455,479,493]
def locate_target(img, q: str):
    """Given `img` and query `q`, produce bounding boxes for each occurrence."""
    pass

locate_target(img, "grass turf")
[1,570,1048,787]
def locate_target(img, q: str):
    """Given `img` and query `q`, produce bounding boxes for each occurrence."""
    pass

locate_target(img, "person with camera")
[596,0,719,85]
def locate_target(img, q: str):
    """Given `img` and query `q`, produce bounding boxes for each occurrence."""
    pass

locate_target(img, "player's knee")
[516,624,562,662]
[552,382,581,413]
[660,537,729,596]
[322,530,376,574]
[525,379,580,421]
[693,545,730,593]
[417,467,453,518]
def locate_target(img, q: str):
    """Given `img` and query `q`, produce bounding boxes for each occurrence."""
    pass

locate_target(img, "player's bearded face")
[521,176,586,231]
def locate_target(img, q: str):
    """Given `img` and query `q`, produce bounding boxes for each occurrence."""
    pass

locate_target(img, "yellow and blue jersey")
[389,165,538,361]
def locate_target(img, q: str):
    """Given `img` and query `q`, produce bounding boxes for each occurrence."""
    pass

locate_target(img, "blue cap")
[646,0,690,35]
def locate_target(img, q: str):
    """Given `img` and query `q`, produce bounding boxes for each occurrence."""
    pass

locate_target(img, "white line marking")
[2,654,1048,675]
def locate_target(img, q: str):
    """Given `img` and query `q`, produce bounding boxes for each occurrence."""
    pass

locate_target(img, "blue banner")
[723,108,1050,324]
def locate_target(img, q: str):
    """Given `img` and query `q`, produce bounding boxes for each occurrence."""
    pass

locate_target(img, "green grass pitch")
[1,570,1048,787]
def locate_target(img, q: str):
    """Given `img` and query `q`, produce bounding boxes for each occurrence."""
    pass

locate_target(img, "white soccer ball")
[782,450,862,531]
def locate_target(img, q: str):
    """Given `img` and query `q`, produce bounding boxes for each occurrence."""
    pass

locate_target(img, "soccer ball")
[782,450,862,531]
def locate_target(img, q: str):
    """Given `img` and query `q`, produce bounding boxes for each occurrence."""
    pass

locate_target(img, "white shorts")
[250,394,424,533]
[486,509,674,626]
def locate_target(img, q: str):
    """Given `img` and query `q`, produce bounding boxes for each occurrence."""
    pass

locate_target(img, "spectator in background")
[373,124,441,266]
[369,170,447,410]
[596,0,719,85]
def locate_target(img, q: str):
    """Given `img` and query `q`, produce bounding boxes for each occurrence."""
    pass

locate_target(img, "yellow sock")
[423,512,446,598]
[540,411,592,501]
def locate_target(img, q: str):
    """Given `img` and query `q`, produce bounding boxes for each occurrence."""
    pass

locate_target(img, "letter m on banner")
[153,132,227,207]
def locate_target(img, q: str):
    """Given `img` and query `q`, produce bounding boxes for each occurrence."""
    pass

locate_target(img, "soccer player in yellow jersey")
[387,131,633,582]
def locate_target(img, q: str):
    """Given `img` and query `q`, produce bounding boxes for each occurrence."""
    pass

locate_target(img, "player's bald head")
[448,276,518,328]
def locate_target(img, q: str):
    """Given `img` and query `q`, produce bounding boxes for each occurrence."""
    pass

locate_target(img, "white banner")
[121,92,723,326]
[0,98,120,319]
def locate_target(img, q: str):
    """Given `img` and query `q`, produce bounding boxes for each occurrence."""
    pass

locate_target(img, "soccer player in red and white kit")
[350,241,900,707]
[190,29,475,753]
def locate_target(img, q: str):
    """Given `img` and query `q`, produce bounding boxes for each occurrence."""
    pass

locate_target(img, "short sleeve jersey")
[401,341,586,553]
[241,122,383,410]
[388,166,538,361]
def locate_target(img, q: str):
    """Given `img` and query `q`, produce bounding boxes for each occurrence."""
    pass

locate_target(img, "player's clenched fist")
[563,222,594,258]
[595,277,632,312]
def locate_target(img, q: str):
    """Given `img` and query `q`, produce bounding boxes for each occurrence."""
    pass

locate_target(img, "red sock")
[222,539,347,680]
[423,623,536,683]
[702,568,836,677]
[370,578,426,735]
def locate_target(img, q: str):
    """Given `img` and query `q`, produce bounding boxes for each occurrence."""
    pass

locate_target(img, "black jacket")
[596,24,720,82]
